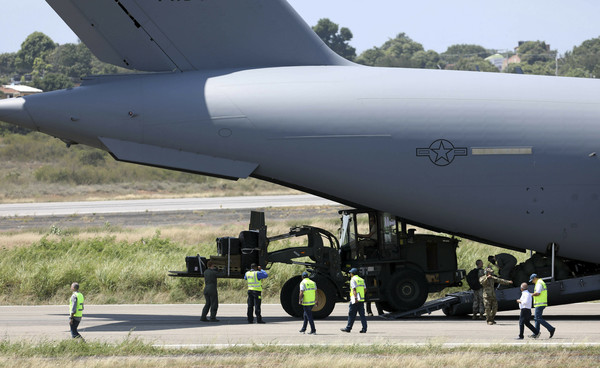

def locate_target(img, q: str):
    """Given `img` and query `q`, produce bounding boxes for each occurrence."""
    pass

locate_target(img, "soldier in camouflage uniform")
[472,260,485,320]
[479,267,513,325]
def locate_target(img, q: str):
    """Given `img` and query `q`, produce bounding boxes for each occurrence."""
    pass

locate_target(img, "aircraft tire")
[311,276,337,319]
[280,276,303,318]
[386,269,428,311]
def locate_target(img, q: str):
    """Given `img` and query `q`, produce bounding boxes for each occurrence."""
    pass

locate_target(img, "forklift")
[169,209,465,319]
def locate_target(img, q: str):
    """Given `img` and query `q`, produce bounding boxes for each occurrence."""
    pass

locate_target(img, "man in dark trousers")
[515,282,536,339]
[298,271,317,335]
[69,282,85,340]
[530,273,556,338]
[244,263,268,324]
[200,261,219,322]
[340,268,367,333]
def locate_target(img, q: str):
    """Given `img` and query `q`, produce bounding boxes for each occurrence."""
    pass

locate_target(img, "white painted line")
[471,147,533,155]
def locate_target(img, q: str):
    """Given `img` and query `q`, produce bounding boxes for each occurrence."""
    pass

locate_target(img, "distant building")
[0,84,43,99]
[485,54,505,71]
[502,54,521,71]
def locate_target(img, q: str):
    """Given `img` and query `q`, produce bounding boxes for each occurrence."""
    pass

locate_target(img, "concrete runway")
[0,194,338,217]
[2,303,599,347]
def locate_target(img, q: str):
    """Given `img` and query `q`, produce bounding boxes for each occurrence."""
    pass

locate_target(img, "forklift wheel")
[311,277,337,319]
[280,276,303,318]
[386,269,428,311]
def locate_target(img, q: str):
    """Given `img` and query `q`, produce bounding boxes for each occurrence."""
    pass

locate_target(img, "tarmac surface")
[2,302,599,347]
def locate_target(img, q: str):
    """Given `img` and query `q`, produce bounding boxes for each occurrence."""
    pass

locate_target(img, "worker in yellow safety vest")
[244,263,268,324]
[340,268,367,333]
[69,282,85,339]
[298,271,318,335]
[529,273,556,338]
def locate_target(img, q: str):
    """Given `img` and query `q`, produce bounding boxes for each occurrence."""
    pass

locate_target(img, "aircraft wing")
[46,0,349,72]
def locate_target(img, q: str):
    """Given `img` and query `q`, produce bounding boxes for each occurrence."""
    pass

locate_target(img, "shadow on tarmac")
[47,312,600,333]
[49,313,350,332]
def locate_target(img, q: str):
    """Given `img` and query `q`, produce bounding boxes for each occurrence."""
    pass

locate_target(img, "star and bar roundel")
[416,139,468,166]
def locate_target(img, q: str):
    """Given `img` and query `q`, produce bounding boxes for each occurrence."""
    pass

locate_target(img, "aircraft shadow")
[396,314,600,321]
[49,312,599,333]
[50,313,352,332]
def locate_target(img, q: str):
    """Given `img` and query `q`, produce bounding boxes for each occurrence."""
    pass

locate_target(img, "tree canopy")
[312,18,356,61]
[15,32,57,72]
[2,26,600,98]
[356,33,437,68]
[440,44,491,65]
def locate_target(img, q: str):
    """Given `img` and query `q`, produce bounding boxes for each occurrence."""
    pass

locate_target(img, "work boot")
[550,328,556,338]
[200,317,209,322]
[472,314,478,320]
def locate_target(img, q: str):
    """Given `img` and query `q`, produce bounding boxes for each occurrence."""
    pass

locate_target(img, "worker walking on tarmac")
[245,263,268,324]
[529,273,556,338]
[298,271,318,335]
[515,282,537,339]
[479,267,513,325]
[200,261,219,322]
[68,282,85,340]
[340,268,367,333]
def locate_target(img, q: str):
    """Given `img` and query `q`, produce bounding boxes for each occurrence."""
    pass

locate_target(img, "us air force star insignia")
[416,139,468,166]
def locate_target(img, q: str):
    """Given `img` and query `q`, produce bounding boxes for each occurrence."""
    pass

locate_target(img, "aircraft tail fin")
[47,0,351,72]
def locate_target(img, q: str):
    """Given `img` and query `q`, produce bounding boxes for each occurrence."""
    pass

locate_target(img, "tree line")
[1,18,600,94]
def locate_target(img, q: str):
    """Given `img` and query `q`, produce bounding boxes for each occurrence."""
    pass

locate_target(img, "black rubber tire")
[377,301,395,313]
[311,277,338,319]
[386,269,428,311]
[280,276,303,318]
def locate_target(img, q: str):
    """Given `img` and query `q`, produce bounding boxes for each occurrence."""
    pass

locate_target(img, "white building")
[0,84,43,98]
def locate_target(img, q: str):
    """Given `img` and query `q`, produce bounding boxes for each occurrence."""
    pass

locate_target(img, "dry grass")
[0,214,527,306]
[0,348,598,368]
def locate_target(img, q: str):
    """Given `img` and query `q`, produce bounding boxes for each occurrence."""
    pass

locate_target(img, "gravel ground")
[0,205,343,231]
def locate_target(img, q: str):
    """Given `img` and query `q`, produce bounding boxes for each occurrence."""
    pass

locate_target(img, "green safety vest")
[533,279,548,307]
[69,292,84,317]
[350,275,365,302]
[300,278,317,306]
[246,270,262,291]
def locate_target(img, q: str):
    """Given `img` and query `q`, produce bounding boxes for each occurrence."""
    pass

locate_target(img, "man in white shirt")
[515,282,536,339]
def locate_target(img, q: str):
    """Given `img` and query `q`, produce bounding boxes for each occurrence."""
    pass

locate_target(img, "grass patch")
[0,215,531,306]
[0,131,297,202]
[0,339,598,367]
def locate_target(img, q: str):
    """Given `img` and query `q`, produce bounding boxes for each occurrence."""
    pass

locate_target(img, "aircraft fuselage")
[3,66,600,262]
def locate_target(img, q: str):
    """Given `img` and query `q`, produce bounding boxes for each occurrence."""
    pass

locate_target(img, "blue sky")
[1,0,599,55]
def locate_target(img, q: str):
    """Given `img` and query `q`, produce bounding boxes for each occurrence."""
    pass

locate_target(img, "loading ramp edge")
[380,291,473,319]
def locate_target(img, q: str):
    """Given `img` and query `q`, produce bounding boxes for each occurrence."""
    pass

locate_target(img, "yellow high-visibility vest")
[246,271,262,291]
[300,278,316,306]
[350,275,365,301]
[69,292,84,317]
[533,279,548,307]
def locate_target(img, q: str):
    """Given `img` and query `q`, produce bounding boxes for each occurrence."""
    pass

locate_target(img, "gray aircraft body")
[1,0,599,265]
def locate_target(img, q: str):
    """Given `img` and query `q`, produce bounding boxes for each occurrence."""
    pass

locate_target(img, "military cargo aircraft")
[1,1,599,312]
